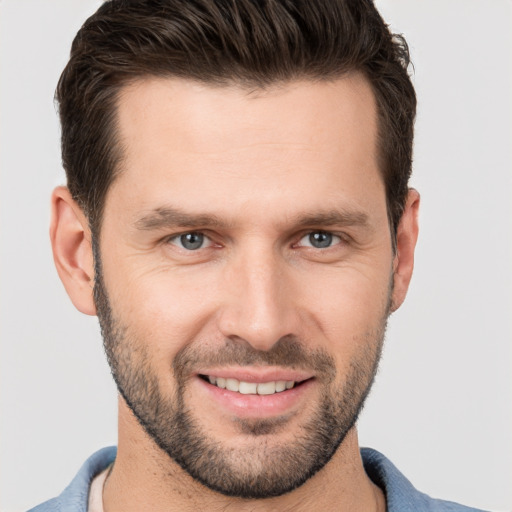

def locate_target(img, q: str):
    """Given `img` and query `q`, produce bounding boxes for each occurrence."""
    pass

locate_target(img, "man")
[28,1,487,511]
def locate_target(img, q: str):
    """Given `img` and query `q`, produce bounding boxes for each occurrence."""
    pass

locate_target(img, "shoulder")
[27,447,117,512]
[361,448,489,512]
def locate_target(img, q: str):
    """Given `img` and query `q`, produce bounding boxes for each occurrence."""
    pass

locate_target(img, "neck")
[103,401,385,512]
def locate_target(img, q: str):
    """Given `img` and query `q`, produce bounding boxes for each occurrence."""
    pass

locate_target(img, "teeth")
[257,381,276,395]
[207,376,296,395]
[239,381,257,394]
[226,378,239,392]
[275,381,286,392]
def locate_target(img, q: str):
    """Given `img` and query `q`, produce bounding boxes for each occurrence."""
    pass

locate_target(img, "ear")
[50,186,97,315]
[390,189,420,312]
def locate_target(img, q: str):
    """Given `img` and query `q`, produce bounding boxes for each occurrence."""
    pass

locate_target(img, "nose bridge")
[219,240,296,351]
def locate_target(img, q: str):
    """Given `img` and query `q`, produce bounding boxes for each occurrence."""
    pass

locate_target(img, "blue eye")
[299,231,341,249]
[170,232,208,250]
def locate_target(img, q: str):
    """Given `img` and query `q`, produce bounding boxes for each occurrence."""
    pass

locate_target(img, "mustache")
[173,335,336,381]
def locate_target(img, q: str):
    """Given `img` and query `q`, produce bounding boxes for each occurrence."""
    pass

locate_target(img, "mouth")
[200,374,302,395]
[195,371,315,418]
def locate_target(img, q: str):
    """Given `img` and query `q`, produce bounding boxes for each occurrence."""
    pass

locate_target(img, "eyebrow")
[135,207,231,231]
[290,210,369,228]
[134,206,369,231]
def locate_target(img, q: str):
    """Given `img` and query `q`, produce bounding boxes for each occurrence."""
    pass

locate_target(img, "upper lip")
[197,367,314,383]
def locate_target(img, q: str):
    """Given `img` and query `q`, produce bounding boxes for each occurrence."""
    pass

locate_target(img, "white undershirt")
[87,466,110,512]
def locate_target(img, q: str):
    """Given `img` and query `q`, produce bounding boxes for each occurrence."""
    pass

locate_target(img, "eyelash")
[166,232,215,251]
[165,230,347,252]
[295,231,344,249]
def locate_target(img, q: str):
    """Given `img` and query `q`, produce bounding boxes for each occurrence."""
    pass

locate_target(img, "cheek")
[298,264,391,359]
[103,261,223,354]
[100,233,392,375]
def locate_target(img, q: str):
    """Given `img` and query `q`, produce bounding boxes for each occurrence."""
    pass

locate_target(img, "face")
[95,75,395,498]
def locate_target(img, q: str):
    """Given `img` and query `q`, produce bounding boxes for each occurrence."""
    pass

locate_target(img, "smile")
[203,375,297,395]
[196,372,315,418]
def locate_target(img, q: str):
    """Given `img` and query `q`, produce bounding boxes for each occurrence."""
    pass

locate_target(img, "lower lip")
[195,377,315,418]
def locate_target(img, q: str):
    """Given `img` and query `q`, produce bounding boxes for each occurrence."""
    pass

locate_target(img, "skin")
[50,73,419,512]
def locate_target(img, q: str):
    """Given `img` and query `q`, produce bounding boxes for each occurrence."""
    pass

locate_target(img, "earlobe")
[50,186,97,316]
[390,189,420,312]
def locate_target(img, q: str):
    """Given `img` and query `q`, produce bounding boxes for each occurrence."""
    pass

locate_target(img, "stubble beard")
[93,249,389,499]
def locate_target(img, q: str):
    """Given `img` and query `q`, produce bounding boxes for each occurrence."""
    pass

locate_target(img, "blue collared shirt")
[27,446,488,511]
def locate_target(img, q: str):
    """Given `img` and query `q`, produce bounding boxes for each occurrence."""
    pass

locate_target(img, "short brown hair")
[56,0,416,236]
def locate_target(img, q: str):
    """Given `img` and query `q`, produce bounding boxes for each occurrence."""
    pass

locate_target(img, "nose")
[217,244,299,352]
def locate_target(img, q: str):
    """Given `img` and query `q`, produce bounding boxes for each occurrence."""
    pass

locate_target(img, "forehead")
[108,74,383,224]
[116,74,377,159]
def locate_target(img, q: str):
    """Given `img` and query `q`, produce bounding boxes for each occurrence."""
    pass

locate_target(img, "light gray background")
[1,1,511,511]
